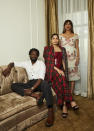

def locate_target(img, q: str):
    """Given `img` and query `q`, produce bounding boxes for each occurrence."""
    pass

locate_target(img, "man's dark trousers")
[11,79,53,108]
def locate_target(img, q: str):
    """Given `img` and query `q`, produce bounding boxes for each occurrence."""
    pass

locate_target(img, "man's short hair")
[29,48,40,57]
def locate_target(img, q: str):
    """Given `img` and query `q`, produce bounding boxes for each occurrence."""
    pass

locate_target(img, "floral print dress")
[59,34,80,81]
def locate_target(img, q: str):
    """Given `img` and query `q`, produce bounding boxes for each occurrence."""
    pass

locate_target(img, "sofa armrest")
[0,66,17,95]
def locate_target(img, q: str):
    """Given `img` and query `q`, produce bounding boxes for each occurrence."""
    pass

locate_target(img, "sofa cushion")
[0,66,28,95]
[15,67,28,83]
[0,92,37,121]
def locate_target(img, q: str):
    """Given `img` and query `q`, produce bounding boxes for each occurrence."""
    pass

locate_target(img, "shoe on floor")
[46,108,54,127]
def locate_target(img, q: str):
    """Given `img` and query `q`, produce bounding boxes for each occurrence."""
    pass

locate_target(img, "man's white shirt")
[14,60,46,80]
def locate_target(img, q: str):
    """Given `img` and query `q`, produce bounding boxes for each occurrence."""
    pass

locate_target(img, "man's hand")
[8,63,14,69]
[2,63,14,77]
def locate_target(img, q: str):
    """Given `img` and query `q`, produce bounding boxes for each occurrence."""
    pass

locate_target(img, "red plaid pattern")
[43,45,72,105]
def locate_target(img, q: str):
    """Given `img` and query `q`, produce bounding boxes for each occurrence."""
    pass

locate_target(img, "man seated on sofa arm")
[2,48,54,127]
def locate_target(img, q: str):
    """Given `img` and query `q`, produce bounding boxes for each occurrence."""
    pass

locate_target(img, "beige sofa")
[0,66,56,131]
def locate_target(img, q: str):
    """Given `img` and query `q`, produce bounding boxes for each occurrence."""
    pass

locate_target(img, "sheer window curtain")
[58,0,88,97]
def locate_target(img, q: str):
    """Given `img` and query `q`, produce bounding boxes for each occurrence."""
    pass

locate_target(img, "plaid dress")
[43,45,72,105]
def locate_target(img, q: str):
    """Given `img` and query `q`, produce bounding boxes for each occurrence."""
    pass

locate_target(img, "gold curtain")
[88,0,94,98]
[45,0,59,45]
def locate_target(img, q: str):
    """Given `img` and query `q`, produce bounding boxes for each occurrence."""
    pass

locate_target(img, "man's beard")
[31,58,37,63]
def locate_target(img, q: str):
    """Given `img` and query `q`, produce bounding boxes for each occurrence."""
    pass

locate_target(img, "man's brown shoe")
[46,108,54,127]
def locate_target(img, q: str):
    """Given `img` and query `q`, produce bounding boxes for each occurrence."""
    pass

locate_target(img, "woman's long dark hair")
[62,20,74,33]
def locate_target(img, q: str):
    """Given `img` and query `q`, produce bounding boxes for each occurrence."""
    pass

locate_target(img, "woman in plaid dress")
[43,33,79,118]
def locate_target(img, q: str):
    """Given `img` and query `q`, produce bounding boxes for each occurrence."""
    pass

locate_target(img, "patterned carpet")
[25,96,94,131]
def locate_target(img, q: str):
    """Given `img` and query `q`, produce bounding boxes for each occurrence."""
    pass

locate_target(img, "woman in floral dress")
[59,20,80,94]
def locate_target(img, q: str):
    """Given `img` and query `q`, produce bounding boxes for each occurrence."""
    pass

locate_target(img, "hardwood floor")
[25,96,94,131]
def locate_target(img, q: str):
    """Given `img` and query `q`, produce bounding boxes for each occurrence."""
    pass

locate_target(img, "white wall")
[0,0,46,65]
[30,0,46,59]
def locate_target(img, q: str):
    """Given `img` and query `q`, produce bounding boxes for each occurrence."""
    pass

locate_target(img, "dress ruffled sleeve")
[75,34,79,40]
